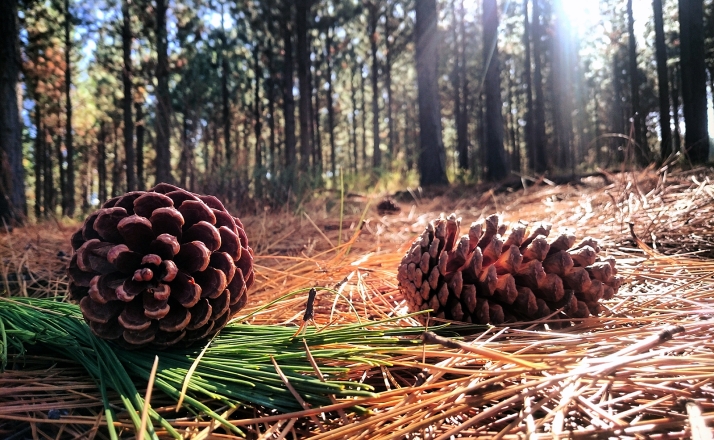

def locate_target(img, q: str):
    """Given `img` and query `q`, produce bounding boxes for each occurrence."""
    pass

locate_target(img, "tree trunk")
[369,3,381,169]
[98,121,107,203]
[415,0,448,186]
[325,28,337,183]
[508,65,520,172]
[360,63,367,169]
[155,0,172,184]
[34,105,43,219]
[63,0,75,216]
[311,57,322,171]
[670,64,682,153]
[112,123,121,197]
[482,0,509,181]
[44,128,54,216]
[454,0,469,171]
[220,7,231,166]
[523,0,537,172]
[385,4,395,164]
[135,102,145,189]
[531,0,547,173]
[253,44,263,198]
[627,0,647,165]
[55,122,66,212]
[296,0,312,169]
[122,0,136,191]
[552,0,575,172]
[678,0,709,162]
[0,0,25,224]
[652,0,672,160]
[349,69,358,172]
[267,54,276,176]
[281,1,296,168]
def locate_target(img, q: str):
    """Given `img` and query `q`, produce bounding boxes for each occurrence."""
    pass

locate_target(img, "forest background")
[1,0,713,224]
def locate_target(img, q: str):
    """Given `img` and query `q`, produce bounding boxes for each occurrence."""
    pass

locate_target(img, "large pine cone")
[67,183,254,347]
[397,214,622,324]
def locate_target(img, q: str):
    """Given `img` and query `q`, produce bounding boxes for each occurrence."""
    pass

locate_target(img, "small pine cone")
[397,214,621,324]
[67,184,254,348]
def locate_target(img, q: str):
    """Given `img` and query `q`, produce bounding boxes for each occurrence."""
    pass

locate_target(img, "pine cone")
[67,183,254,347]
[397,214,621,324]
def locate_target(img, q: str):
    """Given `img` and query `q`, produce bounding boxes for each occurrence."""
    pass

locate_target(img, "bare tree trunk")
[296,0,312,169]
[652,0,672,160]
[360,63,367,169]
[135,102,145,189]
[44,128,54,216]
[454,0,469,171]
[55,122,66,211]
[155,0,172,184]
[34,105,43,219]
[368,2,381,169]
[523,0,536,172]
[416,0,448,186]
[254,44,263,198]
[267,65,276,176]
[482,0,509,181]
[122,0,136,191]
[670,63,682,153]
[281,1,296,168]
[531,0,547,173]
[0,0,25,224]
[508,66,520,172]
[220,5,231,166]
[64,0,75,215]
[98,121,107,203]
[349,69,358,172]
[325,27,337,183]
[384,4,395,165]
[627,0,647,165]
[112,122,121,197]
[678,0,709,162]
[311,56,322,172]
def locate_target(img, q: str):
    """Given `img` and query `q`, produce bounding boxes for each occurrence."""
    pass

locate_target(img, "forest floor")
[2,166,714,438]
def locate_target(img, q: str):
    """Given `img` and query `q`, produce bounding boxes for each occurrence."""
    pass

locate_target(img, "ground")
[1,167,714,438]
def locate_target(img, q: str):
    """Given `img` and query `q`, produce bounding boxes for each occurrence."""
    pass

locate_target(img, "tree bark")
[652,0,672,160]
[296,0,312,168]
[43,128,54,216]
[670,63,682,153]
[454,0,469,171]
[220,5,231,166]
[552,0,575,172]
[360,63,367,169]
[369,2,381,169]
[112,123,121,197]
[281,1,296,168]
[267,50,276,176]
[531,0,547,173]
[63,0,75,216]
[385,4,395,164]
[627,0,647,165]
[155,0,172,184]
[122,0,136,191]
[253,43,263,198]
[678,0,709,162]
[523,0,536,172]
[325,27,337,183]
[0,0,25,224]
[349,69,358,172]
[415,0,448,186]
[135,102,145,189]
[98,121,107,203]
[482,0,509,181]
[34,105,43,219]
